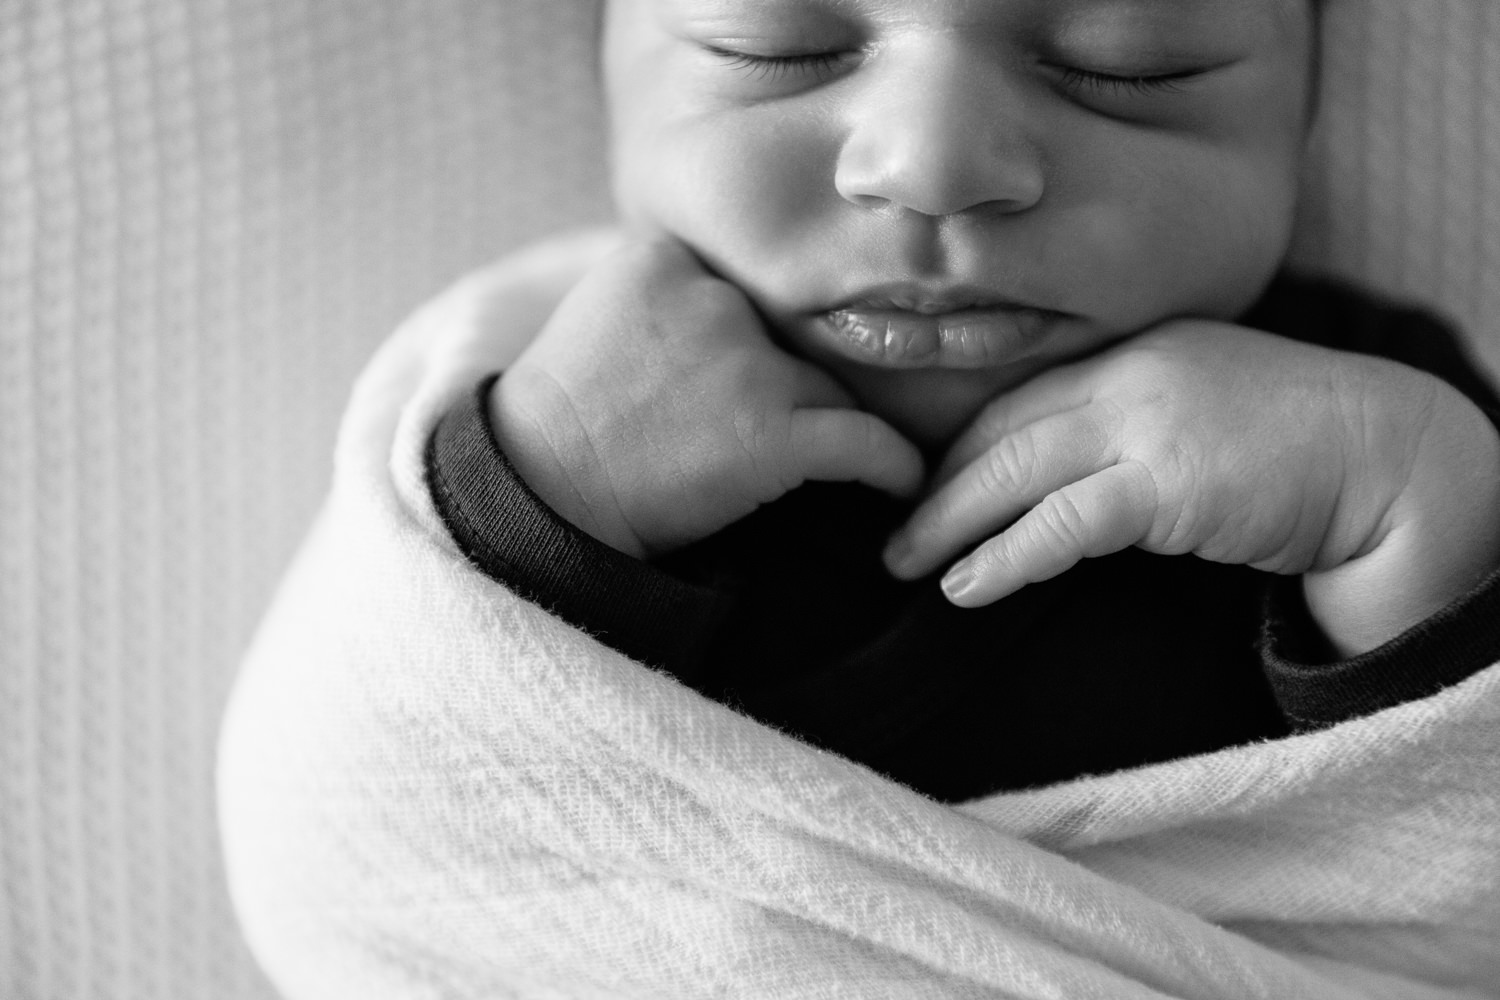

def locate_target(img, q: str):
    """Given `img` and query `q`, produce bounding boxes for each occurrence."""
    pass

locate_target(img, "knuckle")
[1145,436,1195,492]
[978,434,1035,497]
[1035,490,1088,550]
[1119,458,1161,513]
[1133,451,1199,552]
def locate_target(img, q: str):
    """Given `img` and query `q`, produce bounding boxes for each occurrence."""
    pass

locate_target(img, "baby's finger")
[886,406,1115,579]
[938,362,1097,484]
[941,461,1157,607]
[788,408,926,500]
[788,356,858,411]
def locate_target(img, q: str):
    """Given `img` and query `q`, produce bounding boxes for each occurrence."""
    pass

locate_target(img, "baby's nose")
[834,40,1044,219]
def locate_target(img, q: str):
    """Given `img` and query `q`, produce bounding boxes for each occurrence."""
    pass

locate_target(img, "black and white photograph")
[3,1,1499,997]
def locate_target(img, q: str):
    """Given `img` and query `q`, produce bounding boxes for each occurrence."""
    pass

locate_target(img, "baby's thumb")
[787,409,926,500]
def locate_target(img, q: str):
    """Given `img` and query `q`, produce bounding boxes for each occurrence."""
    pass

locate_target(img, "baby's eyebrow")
[1052,0,1304,42]
[658,0,837,23]
[1056,0,1299,20]
[666,0,1303,40]
[660,0,862,41]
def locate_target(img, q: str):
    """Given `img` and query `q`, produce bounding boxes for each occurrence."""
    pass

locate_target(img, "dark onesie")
[426,273,1500,802]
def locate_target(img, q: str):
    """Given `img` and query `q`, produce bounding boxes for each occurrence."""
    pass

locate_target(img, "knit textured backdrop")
[0,2,1495,997]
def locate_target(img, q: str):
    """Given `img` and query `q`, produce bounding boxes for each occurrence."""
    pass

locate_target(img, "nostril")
[834,121,1045,218]
[842,192,909,216]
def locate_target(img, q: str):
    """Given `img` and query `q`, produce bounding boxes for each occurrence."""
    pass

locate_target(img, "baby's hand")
[885,320,1500,656]
[491,237,924,559]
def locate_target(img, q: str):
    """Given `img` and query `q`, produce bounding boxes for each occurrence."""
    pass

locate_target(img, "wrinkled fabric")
[219,235,1500,999]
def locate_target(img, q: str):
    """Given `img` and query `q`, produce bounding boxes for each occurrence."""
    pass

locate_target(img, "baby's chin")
[821,361,1031,454]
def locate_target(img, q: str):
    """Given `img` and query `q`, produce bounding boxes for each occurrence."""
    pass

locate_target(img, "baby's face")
[603,0,1315,447]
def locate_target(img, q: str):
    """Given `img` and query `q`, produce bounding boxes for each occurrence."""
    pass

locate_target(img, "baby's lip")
[834,283,1034,315]
[813,301,1061,369]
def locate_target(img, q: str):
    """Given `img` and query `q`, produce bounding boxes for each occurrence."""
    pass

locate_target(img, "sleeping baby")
[423,0,1500,800]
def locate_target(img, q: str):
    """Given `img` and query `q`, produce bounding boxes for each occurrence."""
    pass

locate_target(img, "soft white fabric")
[219,234,1500,1000]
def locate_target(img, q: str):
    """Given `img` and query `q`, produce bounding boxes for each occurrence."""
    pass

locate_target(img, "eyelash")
[706,47,847,83]
[707,46,1202,97]
[1055,66,1200,97]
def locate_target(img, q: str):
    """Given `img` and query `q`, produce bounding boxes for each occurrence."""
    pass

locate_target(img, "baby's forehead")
[609,0,1311,18]
[606,0,1315,58]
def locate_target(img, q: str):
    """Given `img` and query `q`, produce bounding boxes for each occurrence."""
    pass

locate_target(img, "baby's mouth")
[816,303,1057,369]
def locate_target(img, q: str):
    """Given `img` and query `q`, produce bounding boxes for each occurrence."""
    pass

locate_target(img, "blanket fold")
[218,234,1500,999]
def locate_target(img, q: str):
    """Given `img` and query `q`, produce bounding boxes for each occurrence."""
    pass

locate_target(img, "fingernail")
[941,561,974,600]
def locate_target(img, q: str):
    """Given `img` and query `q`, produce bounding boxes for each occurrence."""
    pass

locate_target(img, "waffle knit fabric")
[3,2,1499,998]
[0,2,608,998]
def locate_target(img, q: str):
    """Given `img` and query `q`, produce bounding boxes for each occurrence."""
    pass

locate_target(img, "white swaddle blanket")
[217,234,1500,999]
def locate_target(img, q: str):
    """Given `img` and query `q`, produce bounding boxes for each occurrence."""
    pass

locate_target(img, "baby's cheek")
[1094,165,1292,324]
[636,114,840,282]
